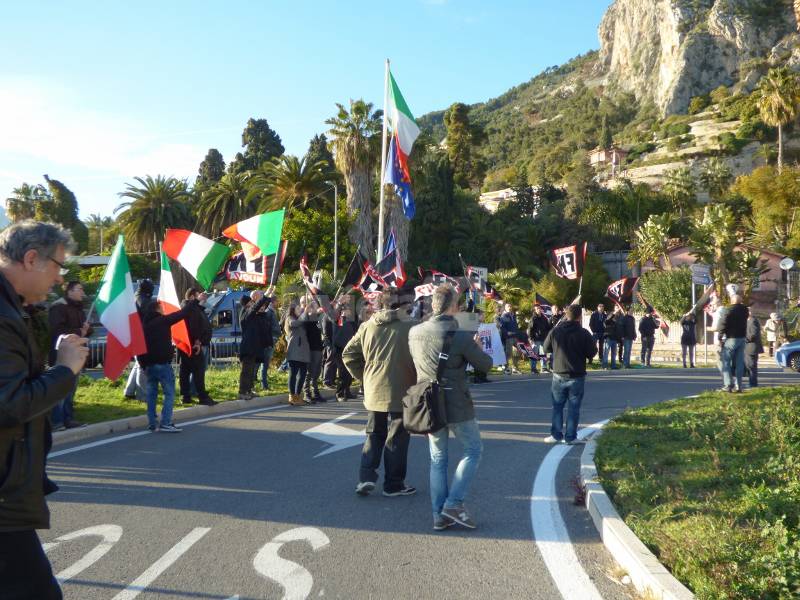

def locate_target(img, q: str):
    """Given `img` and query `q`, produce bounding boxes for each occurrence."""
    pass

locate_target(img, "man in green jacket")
[409,284,493,531]
[343,290,417,497]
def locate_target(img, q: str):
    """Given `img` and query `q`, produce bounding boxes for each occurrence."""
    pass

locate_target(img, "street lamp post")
[327,182,339,281]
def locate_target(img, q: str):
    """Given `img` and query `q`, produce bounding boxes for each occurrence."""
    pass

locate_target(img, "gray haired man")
[0,221,89,599]
[409,284,493,531]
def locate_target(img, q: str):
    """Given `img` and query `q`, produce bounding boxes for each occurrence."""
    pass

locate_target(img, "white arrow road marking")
[531,419,608,600]
[302,412,365,458]
[43,524,123,583]
[111,527,211,600]
[253,527,330,600]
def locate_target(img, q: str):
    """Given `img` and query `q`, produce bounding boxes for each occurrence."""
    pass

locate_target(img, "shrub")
[736,119,773,141]
[638,267,692,321]
[662,122,691,139]
[688,94,711,115]
[709,85,730,104]
[627,141,656,161]
[667,137,682,152]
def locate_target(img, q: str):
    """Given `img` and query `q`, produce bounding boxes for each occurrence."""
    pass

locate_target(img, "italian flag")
[163,229,230,290]
[387,70,420,179]
[222,210,285,257]
[157,250,192,356]
[95,237,146,380]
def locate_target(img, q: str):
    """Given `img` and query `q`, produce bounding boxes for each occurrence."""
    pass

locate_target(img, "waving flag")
[550,242,587,280]
[606,277,639,308]
[95,237,146,380]
[534,293,553,315]
[223,210,285,257]
[383,71,419,219]
[163,229,230,290]
[157,250,192,356]
[375,248,406,288]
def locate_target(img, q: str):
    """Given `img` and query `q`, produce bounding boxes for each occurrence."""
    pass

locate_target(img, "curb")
[52,393,289,447]
[580,432,695,600]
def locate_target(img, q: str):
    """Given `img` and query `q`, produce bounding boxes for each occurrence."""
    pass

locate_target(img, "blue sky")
[0,0,613,219]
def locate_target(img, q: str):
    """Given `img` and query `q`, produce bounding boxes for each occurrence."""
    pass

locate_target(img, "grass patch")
[595,387,800,599]
[74,366,291,425]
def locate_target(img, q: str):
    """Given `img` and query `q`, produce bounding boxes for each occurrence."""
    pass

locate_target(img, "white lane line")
[50,404,286,458]
[111,527,211,600]
[531,420,608,600]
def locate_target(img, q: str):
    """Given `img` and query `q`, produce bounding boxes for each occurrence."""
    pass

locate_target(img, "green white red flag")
[157,250,192,356]
[163,229,230,291]
[222,210,285,257]
[95,236,146,380]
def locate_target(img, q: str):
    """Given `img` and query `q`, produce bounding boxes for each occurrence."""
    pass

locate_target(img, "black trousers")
[641,335,655,365]
[745,352,759,386]
[359,411,410,493]
[322,345,337,386]
[179,349,209,400]
[239,357,258,394]
[0,529,62,599]
[333,347,352,398]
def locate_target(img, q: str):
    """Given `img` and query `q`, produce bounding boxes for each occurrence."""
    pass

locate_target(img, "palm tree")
[195,172,255,237]
[84,213,114,253]
[326,99,382,259]
[5,183,46,222]
[248,155,328,213]
[663,167,697,218]
[756,67,800,173]
[699,158,733,202]
[689,204,736,292]
[628,214,675,271]
[115,175,192,252]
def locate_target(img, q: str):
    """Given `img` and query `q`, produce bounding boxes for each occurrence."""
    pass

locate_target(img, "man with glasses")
[0,221,89,599]
[48,280,91,429]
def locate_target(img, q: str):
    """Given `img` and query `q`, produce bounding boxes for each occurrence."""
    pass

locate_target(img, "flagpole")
[377,58,390,264]
[333,245,361,301]
[268,241,283,288]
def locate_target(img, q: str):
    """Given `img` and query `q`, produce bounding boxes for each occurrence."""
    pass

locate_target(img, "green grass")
[595,387,800,599]
[74,367,290,425]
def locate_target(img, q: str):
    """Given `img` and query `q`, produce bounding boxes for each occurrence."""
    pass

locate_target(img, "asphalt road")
[43,366,799,600]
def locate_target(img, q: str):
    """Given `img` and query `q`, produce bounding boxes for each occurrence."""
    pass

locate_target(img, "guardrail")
[85,336,243,373]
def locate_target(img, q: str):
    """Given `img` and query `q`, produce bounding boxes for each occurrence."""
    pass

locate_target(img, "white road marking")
[302,412,366,458]
[110,527,211,600]
[43,524,122,583]
[531,420,608,600]
[50,404,286,458]
[253,527,330,600]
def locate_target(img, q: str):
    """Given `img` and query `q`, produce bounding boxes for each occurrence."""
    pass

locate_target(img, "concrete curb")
[52,393,289,447]
[580,431,695,600]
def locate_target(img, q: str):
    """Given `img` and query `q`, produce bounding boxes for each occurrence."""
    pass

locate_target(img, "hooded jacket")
[342,309,417,412]
[542,319,597,378]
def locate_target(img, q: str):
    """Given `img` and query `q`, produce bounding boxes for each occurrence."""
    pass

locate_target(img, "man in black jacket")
[238,287,274,400]
[527,304,551,373]
[124,279,155,400]
[638,307,659,367]
[178,288,216,407]
[303,301,326,402]
[588,304,606,363]
[542,304,597,444]
[719,294,748,392]
[333,304,357,401]
[139,302,192,432]
[0,221,88,600]
[617,306,637,368]
[744,308,763,388]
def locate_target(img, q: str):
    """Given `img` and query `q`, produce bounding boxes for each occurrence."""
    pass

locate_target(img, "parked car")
[775,341,800,372]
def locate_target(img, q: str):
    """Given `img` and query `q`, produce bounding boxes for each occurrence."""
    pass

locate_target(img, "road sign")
[690,263,711,276]
[692,273,712,286]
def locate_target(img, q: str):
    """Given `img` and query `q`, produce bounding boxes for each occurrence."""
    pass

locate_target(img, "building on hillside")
[478,186,542,215]
[589,146,628,178]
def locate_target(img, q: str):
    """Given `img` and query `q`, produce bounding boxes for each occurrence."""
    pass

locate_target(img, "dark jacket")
[745,317,764,355]
[139,307,190,367]
[603,314,620,342]
[549,312,563,329]
[409,314,493,424]
[720,303,748,339]
[239,295,272,359]
[180,299,212,347]
[305,316,324,352]
[333,317,356,350]
[495,312,519,343]
[262,306,279,348]
[0,272,76,531]
[542,320,597,378]
[47,297,92,365]
[589,311,606,336]
[618,314,636,341]
[343,309,417,412]
[680,315,697,346]
[639,315,658,337]
[527,313,551,343]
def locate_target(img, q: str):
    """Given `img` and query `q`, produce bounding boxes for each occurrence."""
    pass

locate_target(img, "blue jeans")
[260,346,274,389]
[722,337,745,389]
[145,363,176,428]
[51,379,78,426]
[428,419,482,517]
[622,339,633,368]
[602,339,618,368]
[288,360,308,394]
[550,374,585,443]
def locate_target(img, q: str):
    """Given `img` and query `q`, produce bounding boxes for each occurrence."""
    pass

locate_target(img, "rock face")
[598,0,797,115]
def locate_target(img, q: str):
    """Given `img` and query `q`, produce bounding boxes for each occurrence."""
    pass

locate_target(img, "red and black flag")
[375,249,407,288]
[550,242,587,280]
[357,262,388,294]
[534,293,553,315]
[466,266,486,293]
[300,255,321,295]
[606,277,639,308]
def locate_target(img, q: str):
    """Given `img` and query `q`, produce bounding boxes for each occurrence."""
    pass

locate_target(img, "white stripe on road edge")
[531,419,608,600]
[49,404,286,458]
[111,527,211,600]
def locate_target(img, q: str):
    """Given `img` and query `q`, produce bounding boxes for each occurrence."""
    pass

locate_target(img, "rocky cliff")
[598,0,798,115]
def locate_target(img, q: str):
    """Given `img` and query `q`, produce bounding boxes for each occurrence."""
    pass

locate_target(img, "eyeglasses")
[47,256,70,276]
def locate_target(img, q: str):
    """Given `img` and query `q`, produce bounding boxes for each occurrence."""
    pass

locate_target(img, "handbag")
[402,330,455,435]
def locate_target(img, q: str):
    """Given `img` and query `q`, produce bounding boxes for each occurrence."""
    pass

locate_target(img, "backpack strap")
[435,330,456,383]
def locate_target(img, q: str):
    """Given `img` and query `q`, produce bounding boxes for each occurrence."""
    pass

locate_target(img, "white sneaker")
[543,435,562,444]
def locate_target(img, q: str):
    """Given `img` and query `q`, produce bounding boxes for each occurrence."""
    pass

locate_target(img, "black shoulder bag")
[402,331,455,435]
